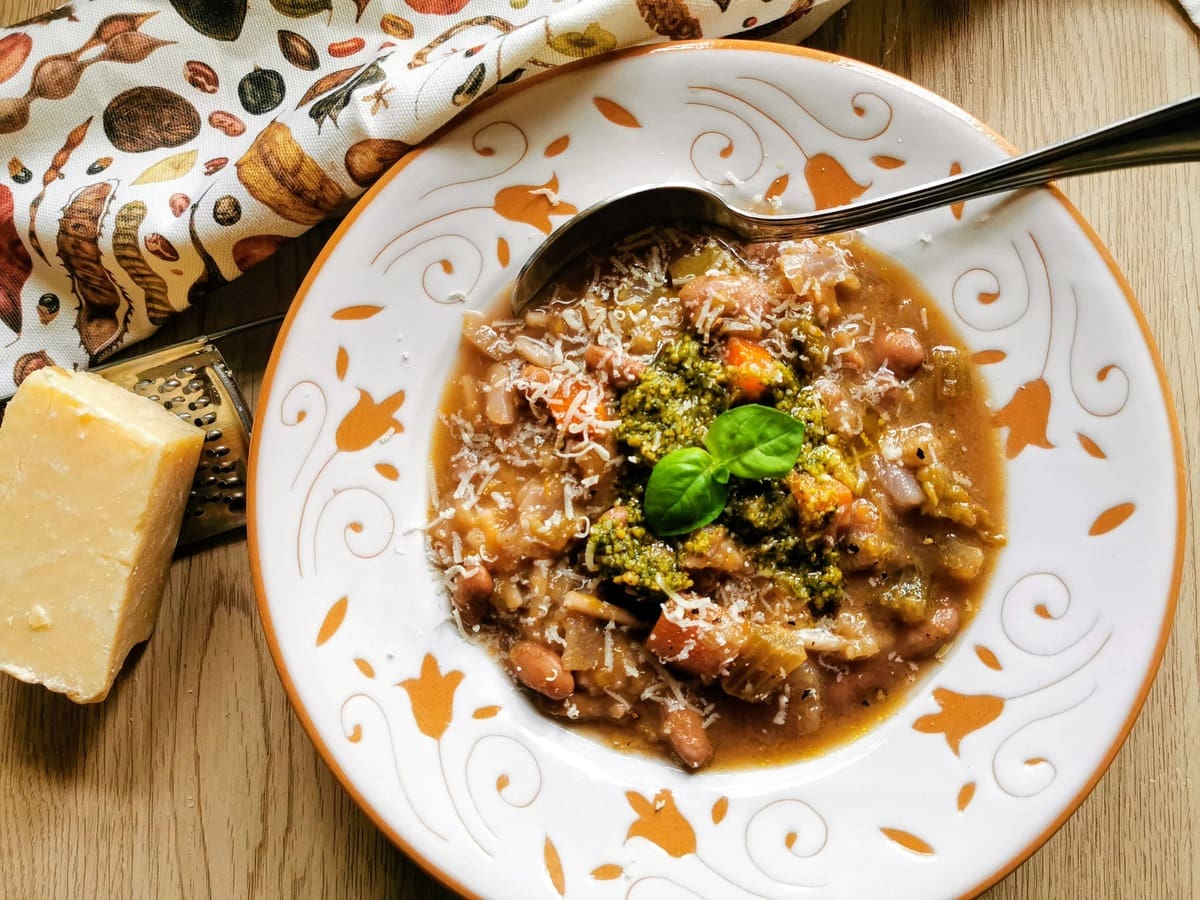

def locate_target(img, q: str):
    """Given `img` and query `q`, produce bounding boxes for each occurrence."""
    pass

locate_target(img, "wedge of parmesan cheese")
[0,367,203,703]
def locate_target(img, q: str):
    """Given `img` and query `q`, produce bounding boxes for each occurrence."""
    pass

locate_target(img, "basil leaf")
[705,404,806,479]
[644,447,729,536]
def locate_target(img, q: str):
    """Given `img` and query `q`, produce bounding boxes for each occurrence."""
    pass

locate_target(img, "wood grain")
[0,0,1196,897]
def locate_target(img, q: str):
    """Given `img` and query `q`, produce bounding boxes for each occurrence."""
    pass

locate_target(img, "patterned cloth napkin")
[0,0,846,394]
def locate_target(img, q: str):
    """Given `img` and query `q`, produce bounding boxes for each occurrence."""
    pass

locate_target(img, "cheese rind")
[0,367,203,702]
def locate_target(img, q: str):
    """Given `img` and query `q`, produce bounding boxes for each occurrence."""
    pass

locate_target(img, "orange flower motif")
[493,175,578,235]
[804,153,869,210]
[912,688,1004,756]
[335,387,405,452]
[398,653,464,741]
[625,789,696,858]
[992,377,1055,459]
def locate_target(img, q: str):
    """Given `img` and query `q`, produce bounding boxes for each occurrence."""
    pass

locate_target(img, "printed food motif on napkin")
[0,0,846,394]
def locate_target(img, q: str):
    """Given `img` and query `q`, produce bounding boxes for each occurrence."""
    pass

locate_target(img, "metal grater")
[0,315,281,549]
[98,339,253,547]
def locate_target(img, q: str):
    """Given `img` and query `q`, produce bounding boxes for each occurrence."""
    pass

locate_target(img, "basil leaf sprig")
[644,447,728,536]
[643,404,806,536]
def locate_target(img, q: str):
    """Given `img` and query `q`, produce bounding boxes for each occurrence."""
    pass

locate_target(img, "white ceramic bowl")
[249,41,1184,899]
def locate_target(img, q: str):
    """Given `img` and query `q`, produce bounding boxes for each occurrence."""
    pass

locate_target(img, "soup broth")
[428,231,1005,770]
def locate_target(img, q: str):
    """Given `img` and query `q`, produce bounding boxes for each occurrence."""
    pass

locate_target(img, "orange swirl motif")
[685,99,765,186]
[340,692,449,842]
[384,233,484,304]
[958,232,1133,470]
[312,486,396,572]
[686,81,877,211]
[398,653,495,858]
[591,790,832,895]
[463,732,543,843]
[1067,285,1130,418]
[369,122,579,304]
[990,686,1099,799]
[999,572,1099,658]
[420,120,530,199]
[742,798,830,889]
[738,77,895,141]
[294,382,405,575]
[915,570,1114,809]
[950,258,1031,333]
[280,379,328,490]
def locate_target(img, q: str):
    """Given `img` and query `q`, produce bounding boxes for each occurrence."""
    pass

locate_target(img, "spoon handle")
[739,94,1200,237]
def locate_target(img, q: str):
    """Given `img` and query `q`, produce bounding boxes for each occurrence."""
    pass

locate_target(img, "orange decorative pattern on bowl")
[249,41,1184,899]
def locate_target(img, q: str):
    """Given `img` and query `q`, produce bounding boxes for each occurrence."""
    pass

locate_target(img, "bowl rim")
[247,38,1187,900]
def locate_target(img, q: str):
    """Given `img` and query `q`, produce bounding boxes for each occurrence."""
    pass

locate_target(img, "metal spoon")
[512,95,1200,315]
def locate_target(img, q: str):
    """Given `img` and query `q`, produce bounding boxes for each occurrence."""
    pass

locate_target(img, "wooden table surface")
[1,0,1196,897]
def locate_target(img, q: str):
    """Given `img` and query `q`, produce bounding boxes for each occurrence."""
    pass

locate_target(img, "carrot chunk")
[723,337,784,400]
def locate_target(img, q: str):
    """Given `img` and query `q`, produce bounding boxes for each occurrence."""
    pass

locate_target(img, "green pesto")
[586,499,692,599]
[721,479,843,611]
[775,383,860,484]
[606,327,848,612]
[797,442,848,476]
[724,479,796,534]
[616,335,729,466]
[775,382,827,441]
[678,526,718,557]
[765,563,844,610]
